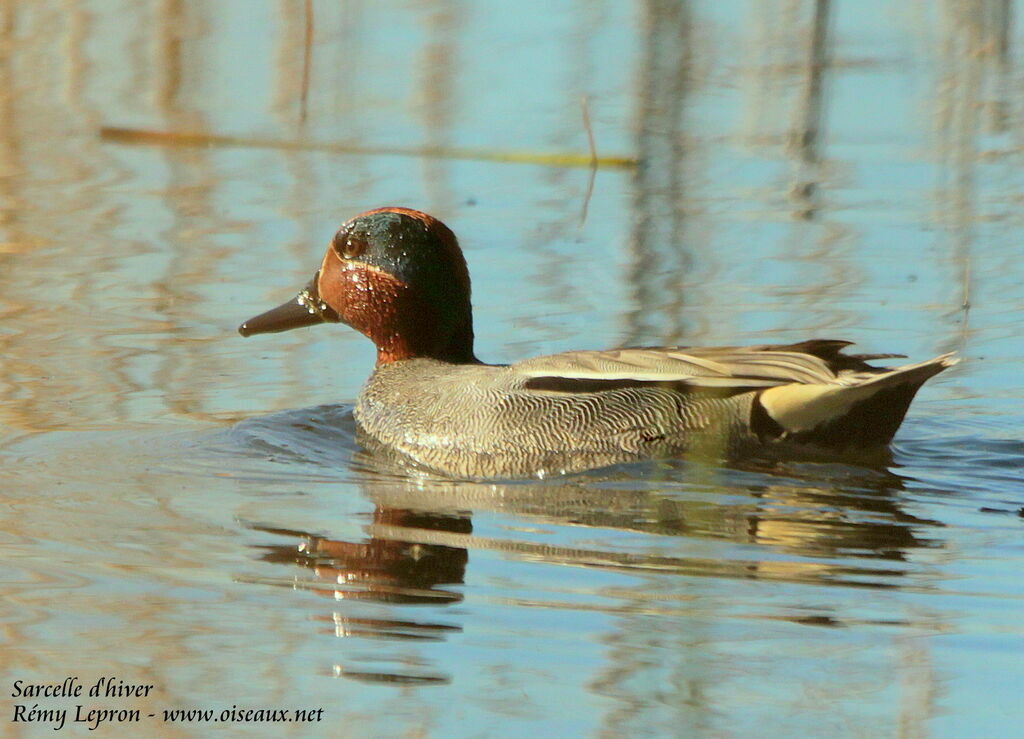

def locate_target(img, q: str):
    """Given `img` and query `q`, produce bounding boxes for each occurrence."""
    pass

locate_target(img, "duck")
[239,207,957,479]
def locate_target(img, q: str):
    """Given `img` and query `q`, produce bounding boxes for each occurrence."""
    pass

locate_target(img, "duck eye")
[333,232,366,259]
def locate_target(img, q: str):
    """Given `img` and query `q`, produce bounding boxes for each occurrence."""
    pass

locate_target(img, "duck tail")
[755,353,959,449]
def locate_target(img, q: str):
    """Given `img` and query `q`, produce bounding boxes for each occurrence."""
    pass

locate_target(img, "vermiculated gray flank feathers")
[353,340,957,479]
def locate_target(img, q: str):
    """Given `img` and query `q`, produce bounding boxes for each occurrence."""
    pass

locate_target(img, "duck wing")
[513,340,957,448]
[513,339,888,392]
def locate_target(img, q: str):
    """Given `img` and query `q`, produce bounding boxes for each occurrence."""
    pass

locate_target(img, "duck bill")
[238,273,340,337]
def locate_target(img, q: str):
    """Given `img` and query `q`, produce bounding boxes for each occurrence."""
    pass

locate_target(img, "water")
[1,1,1022,736]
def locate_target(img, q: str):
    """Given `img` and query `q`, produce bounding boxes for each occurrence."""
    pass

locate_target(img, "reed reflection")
[627,0,697,346]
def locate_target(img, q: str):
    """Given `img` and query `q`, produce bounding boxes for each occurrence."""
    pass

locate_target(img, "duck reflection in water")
[250,505,469,685]
[242,433,945,685]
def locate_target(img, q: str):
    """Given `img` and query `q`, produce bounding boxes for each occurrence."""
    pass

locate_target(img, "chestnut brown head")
[240,207,476,366]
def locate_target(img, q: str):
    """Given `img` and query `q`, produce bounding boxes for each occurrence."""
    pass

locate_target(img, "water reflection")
[239,408,947,683]
[787,0,831,220]
[350,459,941,582]
[628,0,696,345]
[250,508,467,685]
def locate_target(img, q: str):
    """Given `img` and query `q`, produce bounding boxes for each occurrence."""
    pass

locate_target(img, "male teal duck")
[239,207,957,479]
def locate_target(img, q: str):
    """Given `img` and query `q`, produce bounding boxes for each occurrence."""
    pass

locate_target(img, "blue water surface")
[1,2,1022,737]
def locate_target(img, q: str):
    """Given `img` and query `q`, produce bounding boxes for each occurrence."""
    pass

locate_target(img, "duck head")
[239,207,476,365]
